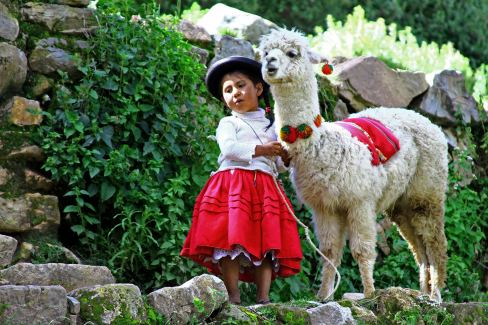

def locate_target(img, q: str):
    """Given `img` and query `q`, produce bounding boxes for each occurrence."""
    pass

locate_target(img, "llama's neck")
[270,78,321,129]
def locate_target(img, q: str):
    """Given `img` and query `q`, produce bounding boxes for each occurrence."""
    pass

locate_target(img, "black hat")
[205,56,267,100]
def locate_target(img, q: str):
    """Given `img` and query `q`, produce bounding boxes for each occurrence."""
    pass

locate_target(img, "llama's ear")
[307,49,329,64]
[255,49,263,63]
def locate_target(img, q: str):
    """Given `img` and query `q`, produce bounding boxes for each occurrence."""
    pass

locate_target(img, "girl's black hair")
[220,69,275,130]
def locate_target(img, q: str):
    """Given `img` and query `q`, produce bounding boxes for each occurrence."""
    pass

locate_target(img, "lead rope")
[237,115,341,301]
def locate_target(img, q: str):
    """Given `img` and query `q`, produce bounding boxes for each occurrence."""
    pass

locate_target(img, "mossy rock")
[442,302,488,325]
[70,283,147,324]
[252,303,310,324]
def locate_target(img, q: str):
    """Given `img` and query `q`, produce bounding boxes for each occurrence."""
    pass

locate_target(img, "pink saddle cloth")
[336,117,400,165]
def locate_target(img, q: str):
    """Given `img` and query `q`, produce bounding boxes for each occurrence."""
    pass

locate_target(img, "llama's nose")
[265,56,278,75]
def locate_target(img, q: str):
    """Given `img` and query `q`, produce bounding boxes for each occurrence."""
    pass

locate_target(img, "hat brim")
[205,56,267,100]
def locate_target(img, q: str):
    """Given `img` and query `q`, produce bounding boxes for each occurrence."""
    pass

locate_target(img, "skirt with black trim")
[180,168,303,282]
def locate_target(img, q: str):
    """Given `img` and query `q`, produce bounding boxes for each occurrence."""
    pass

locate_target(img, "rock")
[29,37,81,78]
[22,241,82,264]
[28,74,54,98]
[0,166,12,186]
[349,304,377,324]
[6,144,45,162]
[342,293,365,301]
[251,303,312,324]
[3,96,43,126]
[13,241,35,263]
[55,0,90,7]
[442,302,488,324]
[210,304,254,323]
[307,301,356,325]
[0,193,60,233]
[0,234,17,268]
[189,45,209,65]
[0,2,19,41]
[67,295,81,314]
[24,168,54,192]
[334,56,429,111]
[177,19,212,45]
[375,287,423,316]
[0,263,116,292]
[21,2,97,35]
[148,274,228,324]
[333,99,349,121]
[0,43,27,97]
[197,3,277,44]
[209,35,255,66]
[413,70,479,126]
[0,285,67,324]
[69,283,146,324]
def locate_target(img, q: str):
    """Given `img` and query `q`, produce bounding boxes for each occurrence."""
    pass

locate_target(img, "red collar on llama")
[280,115,322,143]
[336,117,400,165]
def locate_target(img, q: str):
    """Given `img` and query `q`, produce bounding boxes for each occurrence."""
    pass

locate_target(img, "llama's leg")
[347,206,377,297]
[390,212,430,295]
[411,202,447,302]
[314,211,346,300]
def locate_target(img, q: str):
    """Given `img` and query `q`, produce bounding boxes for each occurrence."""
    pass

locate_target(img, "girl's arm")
[216,119,257,162]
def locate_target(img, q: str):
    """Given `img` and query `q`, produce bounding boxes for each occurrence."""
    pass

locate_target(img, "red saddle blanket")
[336,117,400,165]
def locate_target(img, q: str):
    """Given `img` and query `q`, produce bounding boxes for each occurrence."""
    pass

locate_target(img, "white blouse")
[215,108,286,177]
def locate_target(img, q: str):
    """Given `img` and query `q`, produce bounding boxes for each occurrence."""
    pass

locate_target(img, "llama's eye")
[286,50,298,58]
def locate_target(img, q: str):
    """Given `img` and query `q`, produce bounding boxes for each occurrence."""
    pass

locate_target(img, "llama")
[259,29,448,302]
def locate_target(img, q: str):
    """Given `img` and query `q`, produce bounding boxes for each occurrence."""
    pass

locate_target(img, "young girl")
[180,56,302,305]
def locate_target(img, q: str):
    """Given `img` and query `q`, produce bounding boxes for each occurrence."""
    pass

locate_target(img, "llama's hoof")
[430,289,442,303]
[342,292,365,301]
[364,289,375,298]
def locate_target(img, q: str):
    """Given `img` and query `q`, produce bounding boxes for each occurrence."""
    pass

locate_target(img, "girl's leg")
[220,256,241,304]
[255,256,272,303]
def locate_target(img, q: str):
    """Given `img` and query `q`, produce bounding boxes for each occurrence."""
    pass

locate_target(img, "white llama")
[259,29,448,302]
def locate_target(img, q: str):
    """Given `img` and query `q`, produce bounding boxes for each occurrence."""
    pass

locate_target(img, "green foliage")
[181,2,209,23]
[360,0,488,68]
[35,8,222,290]
[311,6,473,79]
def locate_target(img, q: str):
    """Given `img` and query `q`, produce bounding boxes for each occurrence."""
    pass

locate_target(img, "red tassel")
[265,106,271,114]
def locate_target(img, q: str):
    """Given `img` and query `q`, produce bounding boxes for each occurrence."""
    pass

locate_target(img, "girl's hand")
[254,141,283,157]
[280,148,292,167]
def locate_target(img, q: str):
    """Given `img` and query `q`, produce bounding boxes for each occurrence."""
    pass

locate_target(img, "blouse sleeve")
[216,118,256,163]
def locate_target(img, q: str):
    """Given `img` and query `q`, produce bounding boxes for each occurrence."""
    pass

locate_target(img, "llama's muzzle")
[265,60,278,76]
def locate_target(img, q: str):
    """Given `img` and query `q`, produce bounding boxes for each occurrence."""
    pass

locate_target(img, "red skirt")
[180,169,303,282]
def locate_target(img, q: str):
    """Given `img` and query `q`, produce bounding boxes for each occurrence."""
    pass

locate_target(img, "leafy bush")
[35,9,223,290]
[361,0,488,68]
[310,6,473,81]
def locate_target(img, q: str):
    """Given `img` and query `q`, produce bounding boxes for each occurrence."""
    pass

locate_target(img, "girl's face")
[221,72,263,113]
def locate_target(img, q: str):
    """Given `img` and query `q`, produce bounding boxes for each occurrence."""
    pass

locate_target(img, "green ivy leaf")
[101,181,116,201]
[64,205,80,213]
[71,224,84,235]
[101,126,114,148]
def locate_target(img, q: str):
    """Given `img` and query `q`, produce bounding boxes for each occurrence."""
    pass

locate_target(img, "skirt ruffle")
[180,169,303,282]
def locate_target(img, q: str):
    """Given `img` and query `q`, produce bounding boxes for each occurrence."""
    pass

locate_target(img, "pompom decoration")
[280,115,323,143]
[297,124,313,139]
[322,63,333,75]
[314,115,322,127]
[280,125,298,143]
